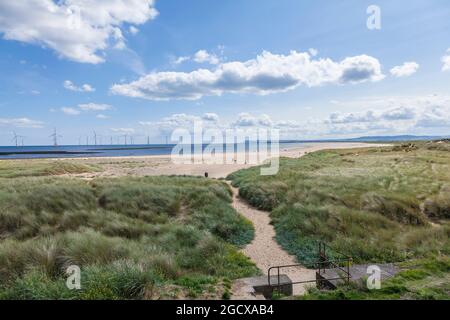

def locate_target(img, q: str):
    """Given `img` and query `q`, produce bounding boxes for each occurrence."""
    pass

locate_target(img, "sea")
[0,142,314,160]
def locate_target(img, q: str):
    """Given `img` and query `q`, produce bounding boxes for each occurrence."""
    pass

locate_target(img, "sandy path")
[229,184,316,297]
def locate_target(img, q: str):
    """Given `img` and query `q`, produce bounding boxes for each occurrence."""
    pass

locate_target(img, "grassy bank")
[0,160,99,178]
[0,175,257,299]
[228,141,450,265]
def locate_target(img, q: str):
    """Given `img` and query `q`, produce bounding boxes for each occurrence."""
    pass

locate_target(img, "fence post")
[347,258,350,284]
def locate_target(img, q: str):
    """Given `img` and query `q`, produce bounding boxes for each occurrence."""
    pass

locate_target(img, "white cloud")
[173,56,190,65]
[193,50,220,65]
[171,49,220,66]
[78,103,111,111]
[308,48,318,57]
[416,105,450,128]
[325,95,450,135]
[140,113,222,137]
[137,95,450,140]
[442,49,450,71]
[111,51,384,101]
[202,113,220,122]
[0,1,158,64]
[0,117,44,128]
[64,80,95,92]
[232,113,273,127]
[61,107,81,115]
[61,102,112,116]
[96,114,109,119]
[390,62,419,77]
[129,26,139,35]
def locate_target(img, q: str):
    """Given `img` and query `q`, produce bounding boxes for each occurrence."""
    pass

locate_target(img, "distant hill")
[281,135,450,143]
[345,135,450,142]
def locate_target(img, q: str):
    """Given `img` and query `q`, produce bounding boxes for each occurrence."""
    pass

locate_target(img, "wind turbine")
[122,134,128,145]
[11,131,19,147]
[49,128,62,146]
[11,131,25,147]
[93,130,97,146]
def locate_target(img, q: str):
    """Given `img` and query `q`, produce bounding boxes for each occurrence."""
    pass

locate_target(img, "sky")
[0,0,449,146]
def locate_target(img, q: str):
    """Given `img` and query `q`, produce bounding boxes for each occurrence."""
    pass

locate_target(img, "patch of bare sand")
[60,142,387,180]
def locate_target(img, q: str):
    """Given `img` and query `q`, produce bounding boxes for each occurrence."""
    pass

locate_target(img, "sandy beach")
[52,142,387,179]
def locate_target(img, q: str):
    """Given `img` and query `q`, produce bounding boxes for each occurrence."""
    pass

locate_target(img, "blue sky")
[0,0,449,145]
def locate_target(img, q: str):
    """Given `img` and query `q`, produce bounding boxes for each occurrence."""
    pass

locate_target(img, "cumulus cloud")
[327,106,416,124]
[442,49,450,71]
[308,48,318,57]
[232,113,273,127]
[202,113,220,122]
[139,113,223,138]
[61,107,81,115]
[111,51,384,101]
[0,117,44,128]
[193,50,220,65]
[0,1,158,64]
[63,80,95,92]
[172,49,221,66]
[390,62,419,77]
[416,105,450,128]
[325,95,450,135]
[136,95,450,140]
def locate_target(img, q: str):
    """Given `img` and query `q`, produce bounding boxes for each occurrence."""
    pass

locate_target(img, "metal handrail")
[319,241,352,260]
[267,242,353,293]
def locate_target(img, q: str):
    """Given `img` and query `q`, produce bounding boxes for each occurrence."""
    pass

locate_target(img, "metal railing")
[267,242,353,294]
[317,242,353,284]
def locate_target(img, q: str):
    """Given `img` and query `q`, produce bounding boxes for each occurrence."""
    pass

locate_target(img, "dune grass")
[0,175,257,299]
[0,160,98,178]
[228,142,450,265]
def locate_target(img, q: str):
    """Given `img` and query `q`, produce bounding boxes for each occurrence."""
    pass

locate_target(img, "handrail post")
[277,267,281,294]
[347,258,350,284]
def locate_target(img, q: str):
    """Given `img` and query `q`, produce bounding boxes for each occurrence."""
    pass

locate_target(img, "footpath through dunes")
[228,183,316,298]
